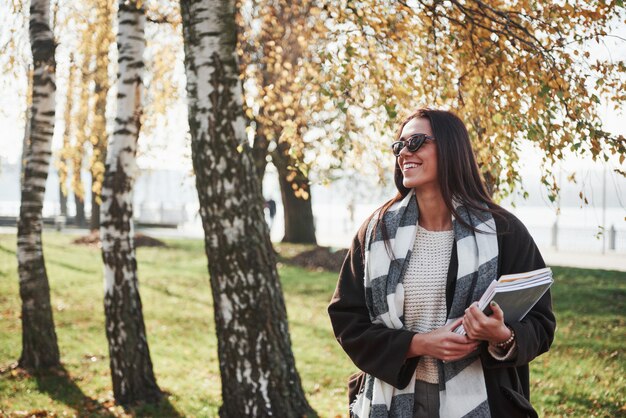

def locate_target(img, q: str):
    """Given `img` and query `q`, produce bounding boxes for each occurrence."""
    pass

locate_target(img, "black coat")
[328,209,556,418]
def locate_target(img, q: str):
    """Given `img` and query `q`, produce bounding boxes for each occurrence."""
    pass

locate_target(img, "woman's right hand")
[406,318,480,361]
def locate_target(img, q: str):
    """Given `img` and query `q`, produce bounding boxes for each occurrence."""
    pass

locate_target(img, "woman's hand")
[407,318,480,362]
[462,301,512,345]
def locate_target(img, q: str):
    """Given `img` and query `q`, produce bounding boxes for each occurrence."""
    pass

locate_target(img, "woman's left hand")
[462,301,512,345]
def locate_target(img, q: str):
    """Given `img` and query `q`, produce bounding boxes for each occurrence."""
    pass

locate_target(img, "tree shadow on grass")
[3,364,183,417]
[141,281,212,307]
[0,243,16,256]
[47,259,97,274]
[0,364,116,417]
[127,394,185,418]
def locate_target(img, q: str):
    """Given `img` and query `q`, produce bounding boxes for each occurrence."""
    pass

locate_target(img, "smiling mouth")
[403,162,422,170]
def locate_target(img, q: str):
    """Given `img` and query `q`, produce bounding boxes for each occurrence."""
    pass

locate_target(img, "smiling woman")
[395,120,438,193]
[328,108,556,418]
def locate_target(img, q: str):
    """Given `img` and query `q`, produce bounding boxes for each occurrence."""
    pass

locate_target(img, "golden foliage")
[70,23,95,201]
[53,0,181,202]
[239,0,338,188]
[54,0,102,201]
[318,0,626,198]
[56,53,75,197]
[89,0,114,204]
[34,0,626,204]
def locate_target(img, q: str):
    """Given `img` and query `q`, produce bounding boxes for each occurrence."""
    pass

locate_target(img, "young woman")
[328,109,555,418]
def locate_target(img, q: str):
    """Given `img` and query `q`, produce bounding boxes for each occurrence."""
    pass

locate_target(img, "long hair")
[366,108,507,253]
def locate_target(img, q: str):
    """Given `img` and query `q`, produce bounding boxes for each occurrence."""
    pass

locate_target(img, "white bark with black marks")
[180,1,315,416]
[100,0,161,406]
[17,0,60,371]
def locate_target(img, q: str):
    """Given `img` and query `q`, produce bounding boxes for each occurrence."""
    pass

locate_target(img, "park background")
[1,0,625,416]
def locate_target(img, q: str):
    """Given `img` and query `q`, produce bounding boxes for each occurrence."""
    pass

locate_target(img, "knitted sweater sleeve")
[328,220,419,389]
[481,212,556,369]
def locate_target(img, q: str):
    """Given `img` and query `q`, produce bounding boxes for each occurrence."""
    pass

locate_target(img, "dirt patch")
[72,230,167,248]
[283,246,348,272]
[133,233,168,248]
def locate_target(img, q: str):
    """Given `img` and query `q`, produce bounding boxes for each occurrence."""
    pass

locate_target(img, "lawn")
[0,232,624,417]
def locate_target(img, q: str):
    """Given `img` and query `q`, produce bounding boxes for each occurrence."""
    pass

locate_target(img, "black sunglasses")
[391,133,435,156]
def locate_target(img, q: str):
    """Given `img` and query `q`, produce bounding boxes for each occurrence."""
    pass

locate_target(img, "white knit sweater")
[403,225,454,384]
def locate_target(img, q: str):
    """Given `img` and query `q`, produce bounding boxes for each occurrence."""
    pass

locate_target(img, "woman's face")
[397,117,438,190]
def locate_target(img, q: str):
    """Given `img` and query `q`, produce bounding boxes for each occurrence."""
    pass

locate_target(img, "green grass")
[0,233,624,417]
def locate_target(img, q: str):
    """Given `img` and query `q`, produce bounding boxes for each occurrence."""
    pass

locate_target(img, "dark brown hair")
[367,108,507,251]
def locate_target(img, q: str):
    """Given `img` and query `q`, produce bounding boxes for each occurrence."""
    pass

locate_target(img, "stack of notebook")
[455,267,554,335]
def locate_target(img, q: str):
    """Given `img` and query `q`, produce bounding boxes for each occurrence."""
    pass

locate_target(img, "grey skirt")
[413,379,440,418]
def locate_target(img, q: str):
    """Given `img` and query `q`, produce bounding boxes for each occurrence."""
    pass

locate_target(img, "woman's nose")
[399,143,414,157]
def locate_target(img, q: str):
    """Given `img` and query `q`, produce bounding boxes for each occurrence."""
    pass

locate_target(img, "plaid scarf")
[351,190,499,418]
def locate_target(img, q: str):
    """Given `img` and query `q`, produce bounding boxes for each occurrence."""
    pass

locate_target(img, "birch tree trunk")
[100,0,161,406]
[180,1,315,416]
[20,67,33,189]
[17,0,60,371]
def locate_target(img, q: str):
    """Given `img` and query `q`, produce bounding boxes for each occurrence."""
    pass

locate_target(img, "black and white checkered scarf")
[351,189,499,418]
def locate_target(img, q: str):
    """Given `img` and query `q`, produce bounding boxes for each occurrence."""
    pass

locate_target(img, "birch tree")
[16,0,60,371]
[180,0,314,416]
[100,0,162,406]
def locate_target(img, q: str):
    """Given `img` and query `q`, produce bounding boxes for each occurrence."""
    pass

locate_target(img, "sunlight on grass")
[0,233,624,417]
